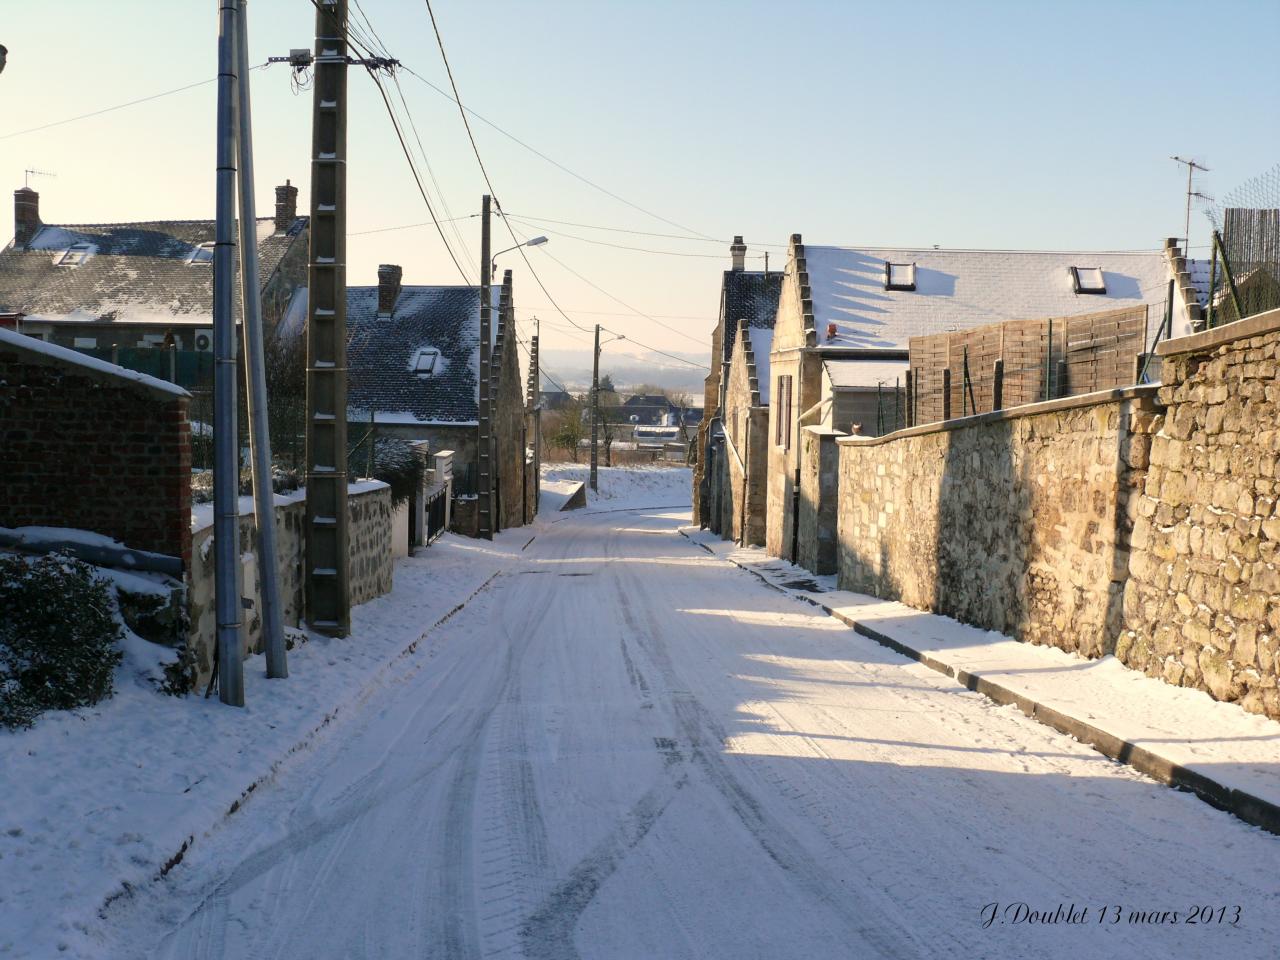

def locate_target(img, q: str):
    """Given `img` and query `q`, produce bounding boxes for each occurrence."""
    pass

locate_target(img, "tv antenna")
[1171,156,1209,246]
[24,168,55,188]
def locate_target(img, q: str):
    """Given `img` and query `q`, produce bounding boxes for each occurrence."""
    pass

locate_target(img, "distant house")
[0,182,309,353]
[765,232,1201,563]
[619,393,701,428]
[692,235,783,528]
[340,264,533,536]
[540,387,574,411]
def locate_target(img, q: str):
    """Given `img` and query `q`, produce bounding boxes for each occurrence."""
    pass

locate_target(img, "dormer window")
[188,242,215,265]
[1070,266,1106,294]
[56,243,94,267]
[885,262,916,291]
[411,348,441,378]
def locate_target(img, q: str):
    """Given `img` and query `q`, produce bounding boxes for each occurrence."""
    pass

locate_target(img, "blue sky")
[2,0,1278,368]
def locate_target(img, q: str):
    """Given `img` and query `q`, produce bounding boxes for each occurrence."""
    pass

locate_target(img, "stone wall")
[798,426,842,574]
[187,482,393,689]
[837,387,1159,659]
[1119,309,1280,718]
[349,484,393,604]
[0,330,191,567]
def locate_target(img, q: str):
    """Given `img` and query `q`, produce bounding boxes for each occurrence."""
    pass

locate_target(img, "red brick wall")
[0,344,192,569]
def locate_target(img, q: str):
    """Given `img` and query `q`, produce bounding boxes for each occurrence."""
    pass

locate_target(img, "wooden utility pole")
[478,195,494,539]
[304,0,351,635]
[590,324,600,491]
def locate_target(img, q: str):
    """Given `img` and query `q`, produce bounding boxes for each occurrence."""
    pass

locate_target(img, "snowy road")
[103,503,1278,959]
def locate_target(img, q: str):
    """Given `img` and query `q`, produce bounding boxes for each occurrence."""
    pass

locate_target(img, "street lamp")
[591,327,625,491]
[491,235,547,276]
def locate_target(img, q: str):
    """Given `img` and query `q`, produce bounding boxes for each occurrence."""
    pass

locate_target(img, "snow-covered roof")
[803,246,1179,350]
[823,356,909,390]
[719,270,782,364]
[0,216,308,325]
[345,283,505,426]
[0,326,189,398]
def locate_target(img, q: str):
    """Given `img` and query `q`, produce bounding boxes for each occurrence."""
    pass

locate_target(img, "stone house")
[0,182,309,352]
[766,233,1203,564]
[707,318,771,545]
[692,236,783,526]
[341,265,533,536]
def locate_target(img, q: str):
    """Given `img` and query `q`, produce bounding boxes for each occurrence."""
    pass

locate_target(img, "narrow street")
[104,503,1277,960]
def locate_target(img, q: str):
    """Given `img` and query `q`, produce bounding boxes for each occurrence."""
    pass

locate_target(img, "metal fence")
[1206,164,1280,326]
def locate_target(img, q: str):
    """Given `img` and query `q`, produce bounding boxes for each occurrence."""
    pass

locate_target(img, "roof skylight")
[885,262,916,291]
[411,348,441,378]
[1070,266,1106,294]
[188,242,215,265]
[56,243,94,267]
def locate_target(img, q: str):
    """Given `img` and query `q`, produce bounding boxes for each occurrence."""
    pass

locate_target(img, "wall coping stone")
[802,424,846,437]
[836,384,1160,447]
[1156,306,1280,357]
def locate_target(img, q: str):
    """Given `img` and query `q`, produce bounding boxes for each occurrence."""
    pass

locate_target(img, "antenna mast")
[1171,156,1210,247]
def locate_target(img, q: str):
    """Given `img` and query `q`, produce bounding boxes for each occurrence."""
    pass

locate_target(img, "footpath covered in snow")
[682,530,1280,835]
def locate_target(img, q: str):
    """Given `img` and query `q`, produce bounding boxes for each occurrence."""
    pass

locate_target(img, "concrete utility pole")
[590,324,600,492]
[304,0,351,635]
[214,0,245,705]
[477,195,494,539]
[234,0,287,679]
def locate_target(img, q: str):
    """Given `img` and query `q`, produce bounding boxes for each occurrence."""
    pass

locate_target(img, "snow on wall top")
[824,356,909,389]
[0,216,308,324]
[0,326,189,397]
[803,245,1177,350]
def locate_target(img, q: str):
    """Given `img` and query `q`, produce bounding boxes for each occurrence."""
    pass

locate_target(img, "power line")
[504,215,766,261]
[0,65,269,140]
[504,218,711,348]
[349,213,478,236]
[364,68,472,284]
[400,61,719,242]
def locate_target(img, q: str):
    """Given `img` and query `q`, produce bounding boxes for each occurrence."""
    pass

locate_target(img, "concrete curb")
[678,529,1280,836]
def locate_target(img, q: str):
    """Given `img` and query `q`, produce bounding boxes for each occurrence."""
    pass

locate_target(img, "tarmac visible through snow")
[98,497,1279,959]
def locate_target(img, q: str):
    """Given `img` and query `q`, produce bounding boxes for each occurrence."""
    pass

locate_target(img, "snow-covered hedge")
[0,553,123,729]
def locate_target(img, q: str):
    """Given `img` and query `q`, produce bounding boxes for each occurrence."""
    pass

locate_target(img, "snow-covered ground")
[0,466,691,960]
[542,461,692,509]
[54,473,1274,960]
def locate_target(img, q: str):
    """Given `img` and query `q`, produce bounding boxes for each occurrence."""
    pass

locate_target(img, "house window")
[73,336,97,349]
[56,243,94,267]
[411,348,441,377]
[1070,266,1106,294]
[775,374,793,449]
[885,262,916,291]
[188,242,215,265]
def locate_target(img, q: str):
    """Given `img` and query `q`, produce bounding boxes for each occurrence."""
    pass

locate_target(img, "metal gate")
[425,486,448,542]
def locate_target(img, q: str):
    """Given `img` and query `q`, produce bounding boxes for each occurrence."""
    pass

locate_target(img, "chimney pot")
[274,179,298,231]
[730,235,747,272]
[377,263,403,316]
[14,187,40,248]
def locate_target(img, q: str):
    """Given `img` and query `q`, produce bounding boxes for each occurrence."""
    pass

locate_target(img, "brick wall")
[0,331,191,567]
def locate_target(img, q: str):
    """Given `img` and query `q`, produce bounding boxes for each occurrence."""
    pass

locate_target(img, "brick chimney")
[730,235,746,272]
[377,264,402,317]
[274,179,298,232]
[14,187,40,248]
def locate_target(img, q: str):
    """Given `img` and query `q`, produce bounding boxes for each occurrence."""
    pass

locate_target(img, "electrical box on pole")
[477,195,494,540]
[304,0,352,635]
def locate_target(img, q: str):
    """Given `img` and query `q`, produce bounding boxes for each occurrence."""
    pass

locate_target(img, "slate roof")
[802,246,1185,351]
[0,217,308,324]
[346,285,490,425]
[618,394,701,426]
[719,270,783,364]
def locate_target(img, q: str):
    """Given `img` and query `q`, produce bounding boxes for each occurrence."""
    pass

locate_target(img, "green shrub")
[0,553,124,729]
